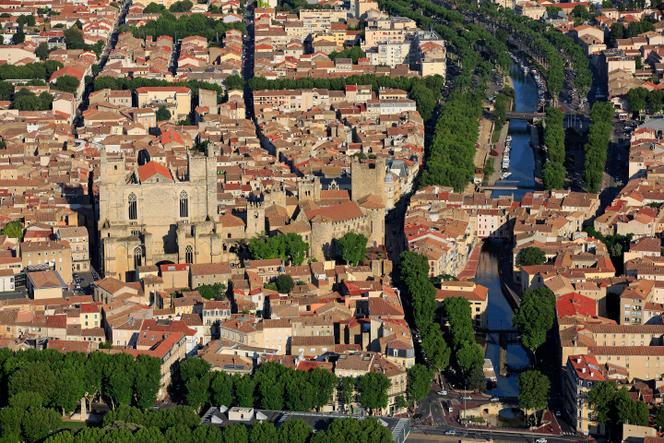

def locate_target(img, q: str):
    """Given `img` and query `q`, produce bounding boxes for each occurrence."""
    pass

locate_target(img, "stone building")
[98,151,229,281]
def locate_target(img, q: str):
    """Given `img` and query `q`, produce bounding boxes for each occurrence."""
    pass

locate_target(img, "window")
[180,191,189,218]
[133,246,143,269]
[128,193,138,220]
[185,245,193,264]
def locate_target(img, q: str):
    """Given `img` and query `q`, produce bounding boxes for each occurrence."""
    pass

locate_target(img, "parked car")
[437,390,448,396]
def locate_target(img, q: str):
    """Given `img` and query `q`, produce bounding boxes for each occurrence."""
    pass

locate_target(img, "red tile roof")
[138,161,172,183]
[556,292,597,318]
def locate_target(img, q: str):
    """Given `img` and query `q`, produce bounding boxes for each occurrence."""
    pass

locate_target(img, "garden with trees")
[174,359,392,415]
[248,233,309,265]
[0,349,161,442]
[42,408,393,443]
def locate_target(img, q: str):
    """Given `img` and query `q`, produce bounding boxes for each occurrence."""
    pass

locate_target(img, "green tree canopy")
[143,2,166,13]
[516,246,546,266]
[51,75,79,95]
[248,233,308,265]
[274,274,294,294]
[169,0,193,11]
[513,287,555,353]
[407,364,433,405]
[518,370,550,425]
[2,220,23,240]
[196,283,226,300]
[36,43,50,61]
[156,105,171,121]
[335,232,368,266]
[357,372,390,413]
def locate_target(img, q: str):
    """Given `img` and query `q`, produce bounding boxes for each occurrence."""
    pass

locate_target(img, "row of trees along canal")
[403,244,562,425]
[542,101,614,192]
[378,0,595,192]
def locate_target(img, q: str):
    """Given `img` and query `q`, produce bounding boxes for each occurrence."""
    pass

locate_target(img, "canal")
[493,66,540,200]
[479,66,541,398]
[475,241,529,398]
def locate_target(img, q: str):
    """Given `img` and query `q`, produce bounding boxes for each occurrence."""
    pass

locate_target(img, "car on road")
[490,397,499,402]
[555,410,561,417]
[444,430,457,436]
[437,390,447,396]
[461,395,472,400]
[535,438,547,443]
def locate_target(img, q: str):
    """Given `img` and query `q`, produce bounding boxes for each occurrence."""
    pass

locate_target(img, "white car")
[535,438,547,443]
[444,430,457,436]
[437,390,447,396]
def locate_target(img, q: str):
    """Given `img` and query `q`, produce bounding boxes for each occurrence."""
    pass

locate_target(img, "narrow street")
[74,0,131,130]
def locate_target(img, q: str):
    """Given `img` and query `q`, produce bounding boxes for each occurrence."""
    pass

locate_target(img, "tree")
[278,419,311,443]
[107,369,133,409]
[308,368,336,410]
[233,375,255,407]
[310,418,393,443]
[64,26,86,49]
[335,232,368,266]
[571,5,590,19]
[221,424,249,443]
[12,27,25,44]
[249,421,278,443]
[407,364,433,406]
[22,406,62,443]
[52,367,85,414]
[274,274,294,294]
[513,287,555,353]
[442,297,475,349]
[134,427,167,443]
[328,46,366,63]
[143,2,166,12]
[337,377,355,412]
[35,43,50,61]
[248,233,309,265]
[133,355,161,409]
[196,283,226,300]
[421,325,450,372]
[357,372,390,414]
[2,220,23,240]
[156,105,171,121]
[518,370,550,426]
[210,371,234,406]
[169,0,193,12]
[516,247,546,266]
[52,75,79,94]
[654,405,664,431]
[456,341,484,378]
[626,87,648,115]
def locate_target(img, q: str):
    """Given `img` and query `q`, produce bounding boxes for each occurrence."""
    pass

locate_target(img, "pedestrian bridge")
[505,111,545,121]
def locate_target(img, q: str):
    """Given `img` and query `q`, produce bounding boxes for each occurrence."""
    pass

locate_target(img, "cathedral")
[98,150,227,281]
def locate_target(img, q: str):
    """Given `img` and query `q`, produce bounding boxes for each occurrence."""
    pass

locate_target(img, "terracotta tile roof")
[138,161,172,183]
[556,292,597,318]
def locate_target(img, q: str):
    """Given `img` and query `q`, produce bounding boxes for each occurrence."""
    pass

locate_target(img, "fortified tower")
[351,157,386,205]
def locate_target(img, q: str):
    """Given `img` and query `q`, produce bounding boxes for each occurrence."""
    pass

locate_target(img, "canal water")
[475,241,529,398]
[493,66,540,200]
[477,66,539,398]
